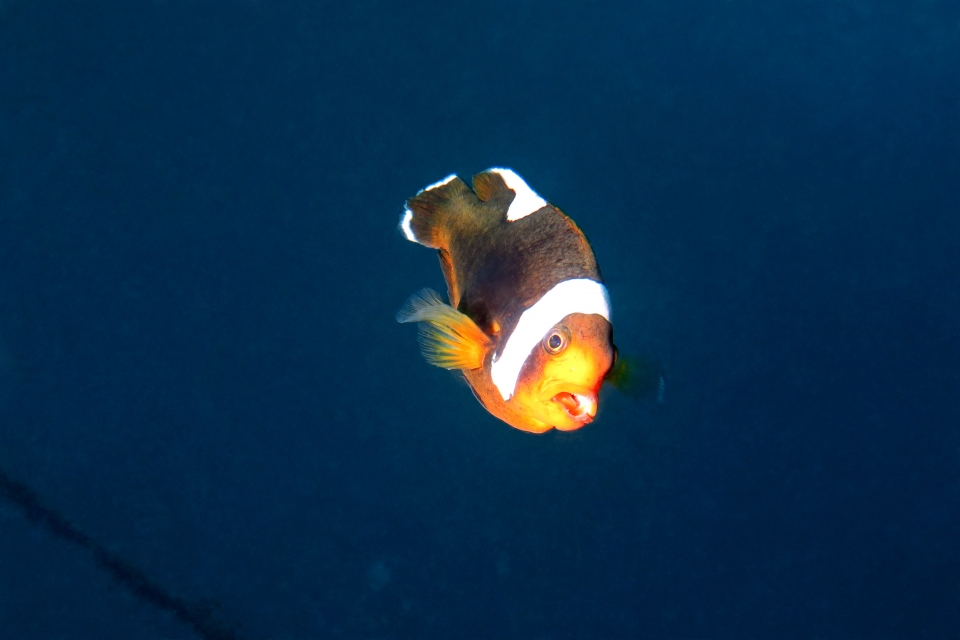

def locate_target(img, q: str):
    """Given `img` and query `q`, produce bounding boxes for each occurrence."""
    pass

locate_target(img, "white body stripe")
[488,168,548,221]
[490,278,611,400]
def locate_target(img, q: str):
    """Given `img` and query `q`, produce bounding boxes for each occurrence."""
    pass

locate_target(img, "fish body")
[397,168,616,433]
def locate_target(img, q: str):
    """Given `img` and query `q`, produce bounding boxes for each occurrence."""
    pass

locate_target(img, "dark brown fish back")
[446,174,602,344]
[405,176,494,306]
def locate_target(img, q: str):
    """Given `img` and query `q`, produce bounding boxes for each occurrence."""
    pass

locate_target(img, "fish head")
[510,313,615,431]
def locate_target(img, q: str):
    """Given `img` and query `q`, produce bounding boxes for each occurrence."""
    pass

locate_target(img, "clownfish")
[396,168,617,433]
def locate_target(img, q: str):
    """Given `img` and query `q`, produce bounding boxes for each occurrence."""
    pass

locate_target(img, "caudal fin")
[399,174,474,249]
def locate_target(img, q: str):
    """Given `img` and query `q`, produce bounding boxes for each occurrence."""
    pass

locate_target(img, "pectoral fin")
[605,352,665,403]
[396,288,490,370]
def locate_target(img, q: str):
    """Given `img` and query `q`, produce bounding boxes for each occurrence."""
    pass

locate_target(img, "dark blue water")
[1,1,958,638]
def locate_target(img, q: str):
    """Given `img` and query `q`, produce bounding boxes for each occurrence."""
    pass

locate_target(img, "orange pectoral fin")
[397,288,490,370]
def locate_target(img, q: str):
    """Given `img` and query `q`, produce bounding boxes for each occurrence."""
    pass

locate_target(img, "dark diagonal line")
[0,467,244,640]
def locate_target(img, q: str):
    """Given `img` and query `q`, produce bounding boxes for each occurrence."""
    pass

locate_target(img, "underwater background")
[1,1,958,638]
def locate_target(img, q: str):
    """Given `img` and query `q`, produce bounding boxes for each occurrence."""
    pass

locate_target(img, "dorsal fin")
[401,175,474,249]
[473,168,548,221]
[396,289,490,370]
[472,170,511,203]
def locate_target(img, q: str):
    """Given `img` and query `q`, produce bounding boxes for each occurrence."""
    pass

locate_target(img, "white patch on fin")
[399,208,417,242]
[488,168,548,221]
[491,278,611,400]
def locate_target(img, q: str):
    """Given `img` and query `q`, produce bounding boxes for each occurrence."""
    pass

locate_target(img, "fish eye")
[543,326,570,355]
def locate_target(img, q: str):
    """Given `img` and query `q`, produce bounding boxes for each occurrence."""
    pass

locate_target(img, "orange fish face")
[509,313,615,431]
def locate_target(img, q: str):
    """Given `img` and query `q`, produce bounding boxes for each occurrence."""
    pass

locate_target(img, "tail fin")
[399,174,473,249]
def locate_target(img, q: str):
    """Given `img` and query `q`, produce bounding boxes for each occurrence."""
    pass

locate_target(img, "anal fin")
[396,288,490,370]
[437,249,460,308]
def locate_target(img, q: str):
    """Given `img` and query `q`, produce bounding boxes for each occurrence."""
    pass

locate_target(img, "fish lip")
[538,380,599,424]
[551,391,598,423]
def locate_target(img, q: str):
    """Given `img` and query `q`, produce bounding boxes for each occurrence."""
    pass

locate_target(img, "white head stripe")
[487,168,548,221]
[490,279,611,400]
[399,208,417,242]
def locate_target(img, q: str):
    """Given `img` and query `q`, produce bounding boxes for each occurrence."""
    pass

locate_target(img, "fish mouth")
[552,391,598,424]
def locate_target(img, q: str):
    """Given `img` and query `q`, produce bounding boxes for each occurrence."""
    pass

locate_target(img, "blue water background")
[1,1,958,638]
